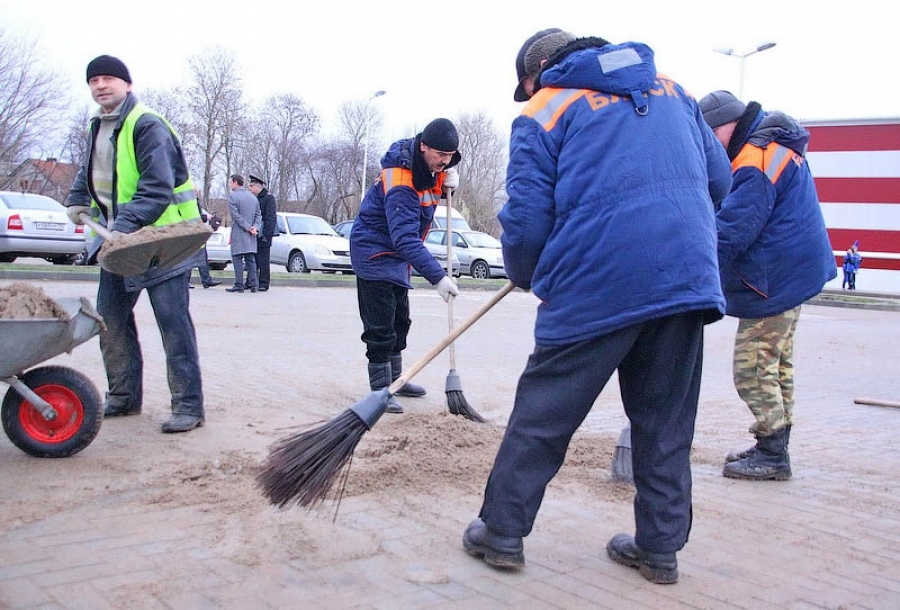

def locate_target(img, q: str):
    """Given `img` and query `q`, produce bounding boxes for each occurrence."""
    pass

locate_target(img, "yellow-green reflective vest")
[103,103,199,227]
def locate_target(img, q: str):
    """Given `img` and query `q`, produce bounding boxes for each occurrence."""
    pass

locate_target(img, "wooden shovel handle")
[79,213,113,240]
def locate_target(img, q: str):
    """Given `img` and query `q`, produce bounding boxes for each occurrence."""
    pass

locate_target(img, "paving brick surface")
[1,278,899,609]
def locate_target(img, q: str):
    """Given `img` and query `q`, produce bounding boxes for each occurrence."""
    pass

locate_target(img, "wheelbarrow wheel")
[2,365,103,458]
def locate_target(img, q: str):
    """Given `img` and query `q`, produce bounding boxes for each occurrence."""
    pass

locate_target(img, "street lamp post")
[361,90,386,203]
[713,42,776,99]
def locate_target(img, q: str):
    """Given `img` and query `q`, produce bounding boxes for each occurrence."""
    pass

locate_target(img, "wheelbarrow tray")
[0,297,104,379]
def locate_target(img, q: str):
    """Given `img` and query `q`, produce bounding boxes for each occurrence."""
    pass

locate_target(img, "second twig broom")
[443,189,485,423]
[257,281,516,510]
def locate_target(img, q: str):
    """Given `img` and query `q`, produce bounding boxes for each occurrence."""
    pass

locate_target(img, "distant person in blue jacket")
[463,32,732,585]
[699,91,837,482]
[843,242,862,290]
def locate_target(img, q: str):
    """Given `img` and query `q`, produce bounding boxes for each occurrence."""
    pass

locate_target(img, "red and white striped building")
[804,118,900,293]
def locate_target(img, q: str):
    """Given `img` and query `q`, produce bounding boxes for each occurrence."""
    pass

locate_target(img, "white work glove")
[442,167,459,189]
[66,205,92,225]
[436,276,459,302]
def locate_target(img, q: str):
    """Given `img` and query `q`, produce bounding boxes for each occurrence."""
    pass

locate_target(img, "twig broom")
[610,423,633,483]
[257,281,516,509]
[444,189,485,423]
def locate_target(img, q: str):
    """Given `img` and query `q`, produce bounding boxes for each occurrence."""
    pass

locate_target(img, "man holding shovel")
[350,118,461,415]
[463,32,732,584]
[65,55,206,434]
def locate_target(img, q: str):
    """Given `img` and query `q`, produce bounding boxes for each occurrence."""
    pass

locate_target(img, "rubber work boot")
[722,426,791,480]
[103,397,141,418]
[368,362,403,414]
[390,353,427,398]
[161,414,204,433]
[725,424,791,463]
[462,518,525,568]
[606,533,678,584]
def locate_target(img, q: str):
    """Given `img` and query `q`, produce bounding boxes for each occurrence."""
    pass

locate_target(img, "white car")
[0,191,87,264]
[205,226,232,270]
[271,212,352,274]
[424,229,506,279]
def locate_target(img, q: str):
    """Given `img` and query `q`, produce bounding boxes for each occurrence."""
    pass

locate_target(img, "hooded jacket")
[717,104,837,318]
[350,135,460,287]
[500,39,732,345]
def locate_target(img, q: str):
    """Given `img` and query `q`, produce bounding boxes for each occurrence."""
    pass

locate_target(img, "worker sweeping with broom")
[462,30,733,584]
[349,118,462,415]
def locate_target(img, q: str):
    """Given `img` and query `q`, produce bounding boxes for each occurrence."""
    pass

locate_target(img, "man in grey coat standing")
[225,174,261,293]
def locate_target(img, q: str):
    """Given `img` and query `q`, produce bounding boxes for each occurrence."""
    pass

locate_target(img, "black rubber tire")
[2,366,103,458]
[470,260,491,279]
[288,251,309,273]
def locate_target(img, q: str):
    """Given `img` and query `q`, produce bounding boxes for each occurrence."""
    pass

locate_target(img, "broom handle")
[79,213,114,240]
[389,280,515,394]
[445,190,457,366]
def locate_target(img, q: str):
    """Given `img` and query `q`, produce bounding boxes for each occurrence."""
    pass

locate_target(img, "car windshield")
[0,193,63,211]
[287,216,338,236]
[462,232,501,248]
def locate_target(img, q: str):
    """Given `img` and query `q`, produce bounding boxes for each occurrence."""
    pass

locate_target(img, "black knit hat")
[514,28,575,101]
[421,118,459,152]
[86,55,132,83]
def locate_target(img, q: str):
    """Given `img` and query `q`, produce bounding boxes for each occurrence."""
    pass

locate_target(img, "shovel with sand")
[80,213,212,277]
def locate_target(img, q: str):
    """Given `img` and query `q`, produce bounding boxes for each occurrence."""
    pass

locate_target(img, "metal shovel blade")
[98,222,212,277]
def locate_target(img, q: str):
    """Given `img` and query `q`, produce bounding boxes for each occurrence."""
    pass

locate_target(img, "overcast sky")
[3,0,897,144]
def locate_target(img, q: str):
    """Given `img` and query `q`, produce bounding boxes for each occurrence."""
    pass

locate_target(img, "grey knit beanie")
[514,28,575,101]
[699,90,746,129]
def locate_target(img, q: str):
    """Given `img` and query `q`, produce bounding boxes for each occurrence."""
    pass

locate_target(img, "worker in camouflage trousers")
[699,91,836,481]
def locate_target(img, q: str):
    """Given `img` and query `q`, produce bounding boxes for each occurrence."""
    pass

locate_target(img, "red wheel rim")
[17,384,84,444]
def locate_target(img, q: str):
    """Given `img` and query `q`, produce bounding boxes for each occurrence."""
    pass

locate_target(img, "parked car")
[332,219,353,238]
[431,205,472,231]
[271,212,353,274]
[0,191,87,265]
[334,217,461,277]
[205,226,232,270]
[424,229,506,279]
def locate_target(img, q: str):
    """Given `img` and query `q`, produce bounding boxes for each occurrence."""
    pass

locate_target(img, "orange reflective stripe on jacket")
[380,167,443,208]
[732,143,800,185]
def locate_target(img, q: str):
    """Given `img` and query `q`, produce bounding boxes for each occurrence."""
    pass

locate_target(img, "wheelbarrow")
[1,297,105,457]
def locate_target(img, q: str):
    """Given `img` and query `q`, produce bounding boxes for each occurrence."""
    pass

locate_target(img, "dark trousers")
[843,270,856,290]
[257,239,272,289]
[194,249,213,286]
[96,269,204,417]
[356,277,411,363]
[233,252,258,290]
[479,312,705,554]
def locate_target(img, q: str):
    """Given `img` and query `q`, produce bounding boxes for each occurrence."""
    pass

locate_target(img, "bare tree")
[0,27,70,187]
[247,93,320,204]
[453,112,508,234]
[184,48,246,204]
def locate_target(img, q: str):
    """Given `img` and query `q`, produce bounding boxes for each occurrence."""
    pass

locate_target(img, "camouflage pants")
[733,306,801,436]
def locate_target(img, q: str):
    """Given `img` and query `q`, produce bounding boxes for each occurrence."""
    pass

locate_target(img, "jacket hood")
[748,110,809,155]
[539,40,657,97]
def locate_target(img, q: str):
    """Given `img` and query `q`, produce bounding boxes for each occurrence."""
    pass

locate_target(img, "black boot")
[723,426,791,480]
[368,362,403,414]
[390,353,427,397]
[725,424,791,463]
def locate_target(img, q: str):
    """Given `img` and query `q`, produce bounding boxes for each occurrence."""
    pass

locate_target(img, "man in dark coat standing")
[248,174,277,291]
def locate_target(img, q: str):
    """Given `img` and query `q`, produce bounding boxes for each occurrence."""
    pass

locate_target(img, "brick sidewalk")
[1,281,899,609]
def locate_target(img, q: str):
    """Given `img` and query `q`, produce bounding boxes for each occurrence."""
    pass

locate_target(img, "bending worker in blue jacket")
[350,118,460,414]
[698,91,836,481]
[463,34,732,584]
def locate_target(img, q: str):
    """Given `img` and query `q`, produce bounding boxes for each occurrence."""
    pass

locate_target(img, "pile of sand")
[0,282,69,320]
[100,221,212,257]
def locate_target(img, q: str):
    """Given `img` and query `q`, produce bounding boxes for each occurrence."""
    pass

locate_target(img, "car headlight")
[313,244,332,256]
